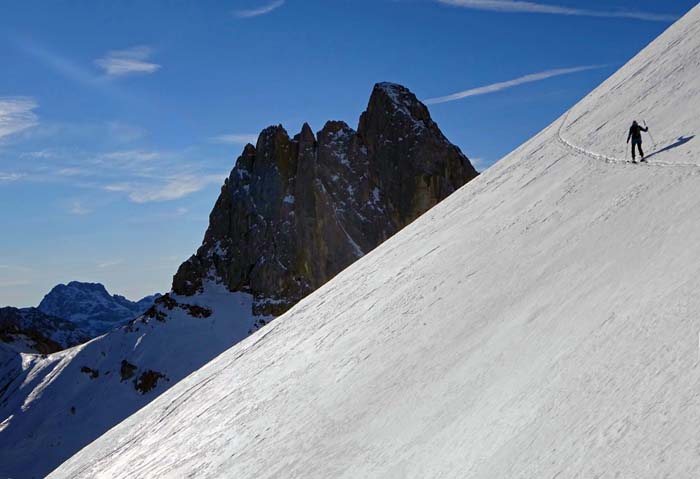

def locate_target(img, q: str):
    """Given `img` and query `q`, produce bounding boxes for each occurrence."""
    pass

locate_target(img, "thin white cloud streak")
[0,172,25,182]
[19,41,105,89]
[211,133,259,145]
[234,0,285,18]
[14,146,226,203]
[95,46,161,77]
[0,279,31,288]
[104,173,226,203]
[425,65,606,105]
[23,149,58,160]
[0,97,39,140]
[18,120,146,146]
[97,260,123,269]
[14,38,134,104]
[437,0,679,22]
[100,149,162,164]
[0,265,33,272]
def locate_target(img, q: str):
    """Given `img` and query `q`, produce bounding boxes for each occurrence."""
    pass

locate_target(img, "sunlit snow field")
[49,7,700,479]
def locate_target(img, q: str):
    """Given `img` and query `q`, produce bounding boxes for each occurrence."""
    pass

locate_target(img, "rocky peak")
[358,82,431,141]
[37,281,159,338]
[296,122,316,144]
[65,281,110,296]
[172,82,478,316]
[369,82,430,116]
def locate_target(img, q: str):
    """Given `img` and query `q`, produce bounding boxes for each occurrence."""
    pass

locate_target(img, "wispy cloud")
[0,264,32,272]
[105,173,226,203]
[68,200,92,215]
[107,121,148,143]
[436,0,679,22]
[99,149,162,170]
[23,149,58,160]
[211,133,259,145]
[0,172,25,182]
[18,120,147,147]
[11,145,226,203]
[43,149,162,181]
[0,279,32,288]
[425,65,605,105]
[0,97,39,140]
[95,46,161,77]
[97,259,123,269]
[234,0,285,18]
[19,40,106,89]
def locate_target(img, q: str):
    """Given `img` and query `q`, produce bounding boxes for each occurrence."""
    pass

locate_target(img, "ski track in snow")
[557,109,699,169]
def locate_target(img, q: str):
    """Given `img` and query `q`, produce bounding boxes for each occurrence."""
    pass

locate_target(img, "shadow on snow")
[644,135,695,161]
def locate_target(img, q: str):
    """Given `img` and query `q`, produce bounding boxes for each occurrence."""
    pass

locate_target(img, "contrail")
[425,65,606,105]
[437,0,679,22]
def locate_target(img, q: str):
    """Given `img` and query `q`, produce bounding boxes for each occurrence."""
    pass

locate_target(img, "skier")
[627,120,648,163]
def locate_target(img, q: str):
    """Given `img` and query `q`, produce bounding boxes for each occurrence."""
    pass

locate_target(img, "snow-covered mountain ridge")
[0,284,266,479]
[48,6,700,478]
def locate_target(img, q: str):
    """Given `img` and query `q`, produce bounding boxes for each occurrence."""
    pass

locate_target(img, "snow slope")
[0,284,269,479]
[52,7,700,478]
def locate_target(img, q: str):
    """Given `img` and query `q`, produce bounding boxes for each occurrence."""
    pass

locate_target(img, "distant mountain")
[0,82,477,479]
[37,281,160,337]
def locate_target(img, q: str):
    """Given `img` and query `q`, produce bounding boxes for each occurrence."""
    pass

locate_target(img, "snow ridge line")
[556,110,698,169]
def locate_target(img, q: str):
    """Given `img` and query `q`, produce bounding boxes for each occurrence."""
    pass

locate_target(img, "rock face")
[38,281,160,337]
[0,307,87,354]
[173,82,477,315]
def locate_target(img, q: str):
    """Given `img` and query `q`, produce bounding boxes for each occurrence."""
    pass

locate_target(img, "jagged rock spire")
[172,83,478,315]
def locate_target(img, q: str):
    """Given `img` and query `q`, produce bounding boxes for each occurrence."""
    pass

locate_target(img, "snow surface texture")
[0,284,269,479]
[52,7,700,478]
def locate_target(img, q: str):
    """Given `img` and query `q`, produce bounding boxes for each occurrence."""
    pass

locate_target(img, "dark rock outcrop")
[120,360,137,382]
[0,307,87,354]
[134,370,166,394]
[173,83,477,315]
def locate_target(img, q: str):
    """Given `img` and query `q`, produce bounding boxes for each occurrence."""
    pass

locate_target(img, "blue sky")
[1,0,696,306]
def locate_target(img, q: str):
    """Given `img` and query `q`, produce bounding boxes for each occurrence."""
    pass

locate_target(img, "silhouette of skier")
[627,120,648,162]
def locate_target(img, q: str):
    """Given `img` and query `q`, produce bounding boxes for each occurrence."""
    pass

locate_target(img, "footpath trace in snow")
[52,6,700,479]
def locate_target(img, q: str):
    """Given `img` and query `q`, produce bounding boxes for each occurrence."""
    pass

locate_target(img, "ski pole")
[643,120,656,149]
